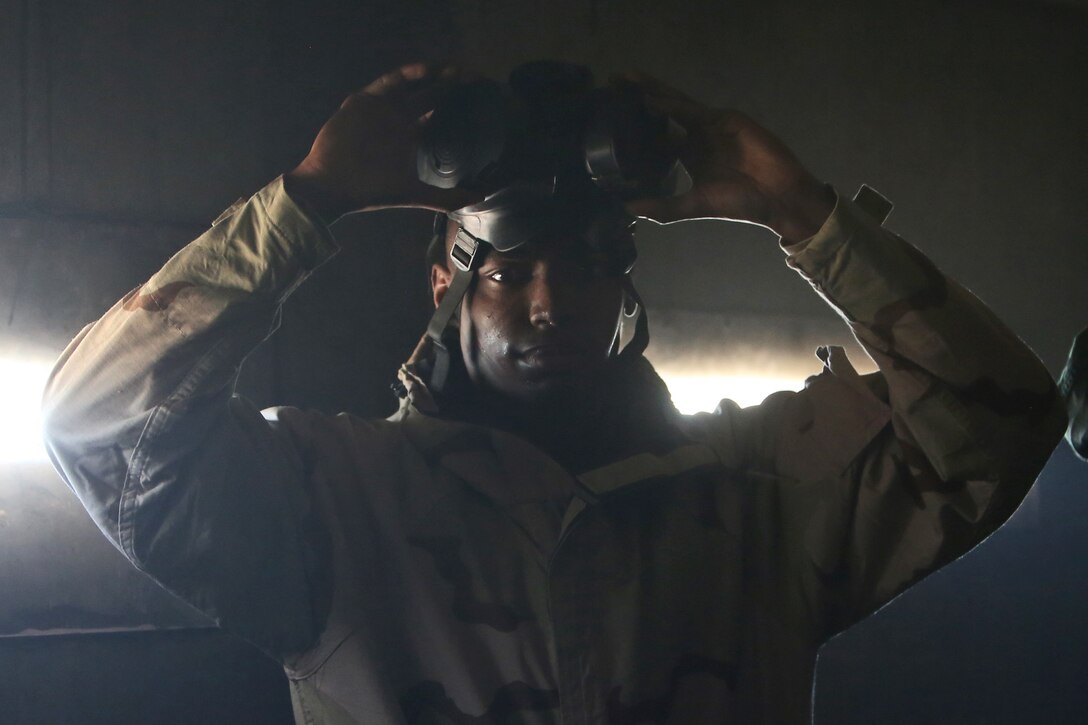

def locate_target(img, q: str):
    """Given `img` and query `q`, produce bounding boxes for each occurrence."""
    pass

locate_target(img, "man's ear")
[431,263,453,309]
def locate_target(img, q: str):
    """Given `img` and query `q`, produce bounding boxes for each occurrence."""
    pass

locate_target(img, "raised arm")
[771,193,1065,632]
[41,61,474,656]
[620,71,1067,632]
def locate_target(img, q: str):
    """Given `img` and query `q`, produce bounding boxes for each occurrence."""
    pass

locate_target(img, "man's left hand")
[615,71,835,243]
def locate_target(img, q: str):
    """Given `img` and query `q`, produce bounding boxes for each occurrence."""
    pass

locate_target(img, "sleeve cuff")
[779,188,940,325]
[255,175,341,271]
[779,188,843,258]
[147,177,343,308]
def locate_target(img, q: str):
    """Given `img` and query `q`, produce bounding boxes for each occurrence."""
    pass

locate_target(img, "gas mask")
[417,61,690,393]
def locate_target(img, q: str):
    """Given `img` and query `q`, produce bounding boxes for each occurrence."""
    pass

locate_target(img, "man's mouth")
[519,343,589,372]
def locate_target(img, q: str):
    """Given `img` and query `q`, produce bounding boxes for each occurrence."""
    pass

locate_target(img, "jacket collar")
[390,334,697,506]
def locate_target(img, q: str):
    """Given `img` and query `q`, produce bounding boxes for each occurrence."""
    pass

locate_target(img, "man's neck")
[429,355,681,473]
[470,385,609,472]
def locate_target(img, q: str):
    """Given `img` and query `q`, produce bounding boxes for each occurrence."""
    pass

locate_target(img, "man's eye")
[486,268,528,283]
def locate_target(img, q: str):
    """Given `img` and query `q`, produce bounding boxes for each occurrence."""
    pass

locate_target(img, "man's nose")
[528,270,575,328]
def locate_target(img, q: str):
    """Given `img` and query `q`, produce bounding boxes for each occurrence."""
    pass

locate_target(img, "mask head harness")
[417,61,689,394]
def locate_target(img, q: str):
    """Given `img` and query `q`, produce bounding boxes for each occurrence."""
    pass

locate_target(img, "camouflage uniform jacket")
[42,177,1066,724]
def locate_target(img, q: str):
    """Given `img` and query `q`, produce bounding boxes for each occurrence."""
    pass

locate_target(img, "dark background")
[0,0,1086,722]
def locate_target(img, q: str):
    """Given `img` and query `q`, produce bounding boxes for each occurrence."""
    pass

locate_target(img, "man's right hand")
[285,61,482,223]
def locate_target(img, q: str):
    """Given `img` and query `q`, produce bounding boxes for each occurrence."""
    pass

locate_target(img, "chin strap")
[424,228,486,394]
[617,275,649,359]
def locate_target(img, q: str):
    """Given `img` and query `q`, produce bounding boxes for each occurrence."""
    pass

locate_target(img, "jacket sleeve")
[738,192,1067,636]
[41,177,339,656]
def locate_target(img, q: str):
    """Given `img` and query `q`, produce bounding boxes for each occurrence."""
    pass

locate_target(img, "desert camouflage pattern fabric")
[42,177,1066,724]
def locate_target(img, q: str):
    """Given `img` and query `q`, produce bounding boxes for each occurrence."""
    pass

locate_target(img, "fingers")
[403,78,460,121]
[406,66,483,121]
[358,61,433,96]
[611,70,720,128]
[346,62,471,120]
[342,62,440,111]
[613,70,697,104]
[358,61,467,96]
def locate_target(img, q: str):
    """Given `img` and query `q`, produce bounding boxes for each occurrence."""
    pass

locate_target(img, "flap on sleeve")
[773,346,891,482]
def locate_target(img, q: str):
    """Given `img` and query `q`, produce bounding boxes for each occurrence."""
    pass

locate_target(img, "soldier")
[42,61,1066,724]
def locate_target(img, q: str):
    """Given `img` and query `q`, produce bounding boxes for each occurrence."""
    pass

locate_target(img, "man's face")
[431,226,626,405]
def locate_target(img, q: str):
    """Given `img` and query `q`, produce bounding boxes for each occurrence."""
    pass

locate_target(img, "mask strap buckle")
[425,229,487,393]
[450,229,481,272]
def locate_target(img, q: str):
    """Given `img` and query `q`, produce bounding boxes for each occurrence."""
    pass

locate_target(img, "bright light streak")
[658,372,805,414]
[639,308,872,416]
[0,358,54,463]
